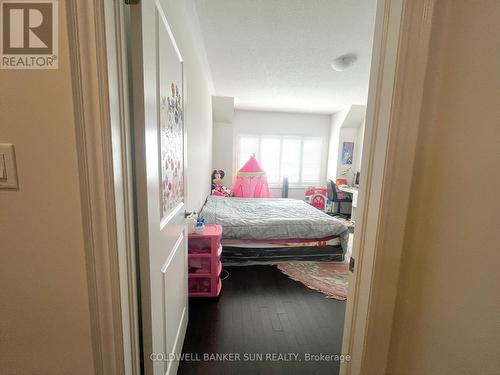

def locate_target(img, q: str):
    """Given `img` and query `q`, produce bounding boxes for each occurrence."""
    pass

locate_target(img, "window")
[237,135,323,185]
[260,137,281,182]
[301,139,322,183]
[281,138,301,182]
[238,136,259,167]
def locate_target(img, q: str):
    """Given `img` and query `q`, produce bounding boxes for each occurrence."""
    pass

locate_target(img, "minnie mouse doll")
[211,169,232,197]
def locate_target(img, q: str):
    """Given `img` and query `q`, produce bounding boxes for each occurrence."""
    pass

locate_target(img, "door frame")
[68,0,435,374]
[67,0,140,374]
[340,0,435,374]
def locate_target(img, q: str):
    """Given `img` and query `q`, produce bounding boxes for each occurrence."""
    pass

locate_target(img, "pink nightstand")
[188,224,223,297]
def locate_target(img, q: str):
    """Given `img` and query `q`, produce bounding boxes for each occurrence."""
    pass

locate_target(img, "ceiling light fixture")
[331,53,358,71]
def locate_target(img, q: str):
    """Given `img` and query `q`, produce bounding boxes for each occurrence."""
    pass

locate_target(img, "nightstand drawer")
[188,275,221,297]
[188,257,222,276]
[188,236,220,254]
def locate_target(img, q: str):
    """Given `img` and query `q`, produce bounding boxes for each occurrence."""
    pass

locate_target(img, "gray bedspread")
[200,196,349,252]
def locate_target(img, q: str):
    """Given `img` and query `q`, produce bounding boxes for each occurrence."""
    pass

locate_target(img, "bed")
[200,196,349,265]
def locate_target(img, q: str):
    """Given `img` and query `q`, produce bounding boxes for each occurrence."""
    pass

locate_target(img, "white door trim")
[340,0,435,374]
[66,1,140,374]
[102,1,142,374]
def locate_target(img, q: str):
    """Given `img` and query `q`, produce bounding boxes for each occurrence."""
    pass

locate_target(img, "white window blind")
[301,138,322,183]
[238,136,259,167]
[260,137,281,182]
[281,138,301,183]
[238,135,322,185]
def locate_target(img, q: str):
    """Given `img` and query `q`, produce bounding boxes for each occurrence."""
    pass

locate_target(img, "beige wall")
[0,1,95,374]
[387,1,500,374]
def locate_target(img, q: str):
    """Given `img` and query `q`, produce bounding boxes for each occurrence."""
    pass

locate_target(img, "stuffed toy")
[211,169,232,197]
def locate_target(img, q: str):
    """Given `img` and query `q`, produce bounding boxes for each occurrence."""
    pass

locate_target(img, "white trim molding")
[340,0,436,374]
[66,1,132,374]
[103,1,142,374]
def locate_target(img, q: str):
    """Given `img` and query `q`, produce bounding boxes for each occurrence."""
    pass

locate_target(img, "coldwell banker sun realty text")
[1,0,58,69]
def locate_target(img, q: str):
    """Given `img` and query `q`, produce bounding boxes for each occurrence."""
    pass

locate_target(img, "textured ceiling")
[194,0,377,114]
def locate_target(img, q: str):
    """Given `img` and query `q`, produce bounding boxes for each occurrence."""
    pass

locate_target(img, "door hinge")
[349,257,355,273]
[125,0,140,4]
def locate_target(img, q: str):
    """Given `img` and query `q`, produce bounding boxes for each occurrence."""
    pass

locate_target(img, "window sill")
[268,184,320,189]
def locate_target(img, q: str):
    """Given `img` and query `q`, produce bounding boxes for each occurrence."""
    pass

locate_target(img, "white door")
[129,1,188,374]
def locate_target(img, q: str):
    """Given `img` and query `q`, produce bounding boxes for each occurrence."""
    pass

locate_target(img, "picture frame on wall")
[158,22,185,221]
[342,142,354,165]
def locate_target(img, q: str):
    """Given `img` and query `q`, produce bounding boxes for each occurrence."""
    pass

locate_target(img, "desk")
[338,186,359,221]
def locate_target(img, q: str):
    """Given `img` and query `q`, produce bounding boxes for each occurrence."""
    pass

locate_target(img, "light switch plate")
[0,154,6,179]
[0,143,19,189]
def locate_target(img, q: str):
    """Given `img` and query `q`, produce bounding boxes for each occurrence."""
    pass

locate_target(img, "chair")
[326,179,352,218]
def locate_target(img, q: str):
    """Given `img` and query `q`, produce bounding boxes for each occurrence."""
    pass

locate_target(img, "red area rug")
[277,262,349,300]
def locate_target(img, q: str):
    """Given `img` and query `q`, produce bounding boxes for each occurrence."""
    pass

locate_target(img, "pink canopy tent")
[232,155,270,198]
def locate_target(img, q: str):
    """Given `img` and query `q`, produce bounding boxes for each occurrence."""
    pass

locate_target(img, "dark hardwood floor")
[178,265,346,375]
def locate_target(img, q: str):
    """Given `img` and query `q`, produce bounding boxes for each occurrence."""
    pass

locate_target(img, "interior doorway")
[96,0,437,374]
